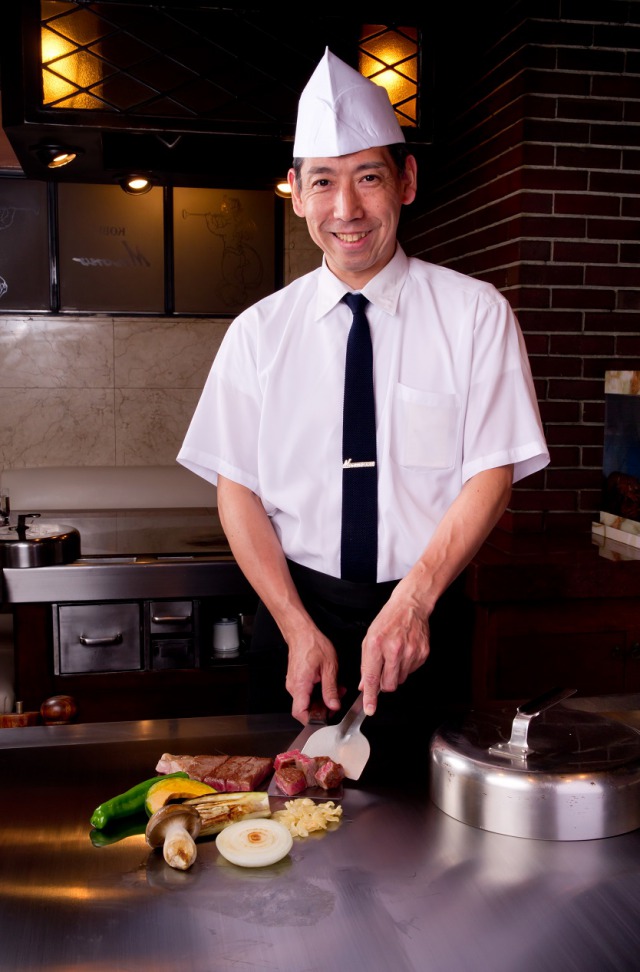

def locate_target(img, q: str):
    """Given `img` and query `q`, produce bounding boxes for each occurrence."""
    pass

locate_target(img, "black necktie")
[341,292,377,582]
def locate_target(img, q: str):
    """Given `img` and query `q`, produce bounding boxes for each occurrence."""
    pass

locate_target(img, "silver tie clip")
[342,458,376,469]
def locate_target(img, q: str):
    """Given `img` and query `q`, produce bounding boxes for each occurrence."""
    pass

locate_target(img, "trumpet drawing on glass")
[182,195,263,307]
[173,187,275,316]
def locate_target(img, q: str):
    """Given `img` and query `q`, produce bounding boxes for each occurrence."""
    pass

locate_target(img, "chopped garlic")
[271,798,343,838]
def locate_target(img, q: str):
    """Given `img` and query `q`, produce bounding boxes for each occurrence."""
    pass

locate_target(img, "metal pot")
[429,687,640,841]
[0,513,81,568]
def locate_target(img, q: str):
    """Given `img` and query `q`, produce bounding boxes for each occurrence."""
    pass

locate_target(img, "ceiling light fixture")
[274,180,292,199]
[34,143,80,168]
[120,174,153,195]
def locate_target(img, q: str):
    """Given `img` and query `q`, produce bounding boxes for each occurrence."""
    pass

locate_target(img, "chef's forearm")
[393,464,513,616]
[216,475,314,643]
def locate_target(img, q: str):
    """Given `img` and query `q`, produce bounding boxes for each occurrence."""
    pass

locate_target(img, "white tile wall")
[0,204,322,471]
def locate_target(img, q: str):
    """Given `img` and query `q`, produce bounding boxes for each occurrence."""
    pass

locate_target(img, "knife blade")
[267,698,345,801]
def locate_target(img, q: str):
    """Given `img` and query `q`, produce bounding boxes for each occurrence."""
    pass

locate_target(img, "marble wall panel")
[0,388,115,468]
[114,387,201,465]
[0,316,113,388]
[0,214,315,472]
[114,317,229,388]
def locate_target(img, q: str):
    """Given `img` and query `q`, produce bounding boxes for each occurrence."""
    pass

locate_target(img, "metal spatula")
[301,692,370,780]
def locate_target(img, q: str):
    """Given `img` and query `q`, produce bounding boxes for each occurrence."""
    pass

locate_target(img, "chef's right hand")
[285,628,342,724]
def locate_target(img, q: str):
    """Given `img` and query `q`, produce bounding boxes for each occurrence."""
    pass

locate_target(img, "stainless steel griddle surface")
[2,713,640,972]
[2,509,247,603]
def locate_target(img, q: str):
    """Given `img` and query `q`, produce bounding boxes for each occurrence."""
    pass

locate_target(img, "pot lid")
[440,687,640,774]
[0,513,81,568]
[0,520,79,543]
[430,687,640,841]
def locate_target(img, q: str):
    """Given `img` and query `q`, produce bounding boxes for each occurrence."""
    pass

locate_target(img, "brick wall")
[401,0,640,533]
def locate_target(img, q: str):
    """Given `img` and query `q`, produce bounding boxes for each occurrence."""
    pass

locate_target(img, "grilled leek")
[183,791,270,836]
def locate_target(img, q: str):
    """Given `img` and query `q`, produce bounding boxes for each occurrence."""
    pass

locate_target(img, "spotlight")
[34,143,80,168]
[274,180,292,199]
[120,174,153,195]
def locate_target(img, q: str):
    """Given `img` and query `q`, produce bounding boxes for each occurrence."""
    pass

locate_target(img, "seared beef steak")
[156,753,228,781]
[204,755,273,792]
[156,753,273,791]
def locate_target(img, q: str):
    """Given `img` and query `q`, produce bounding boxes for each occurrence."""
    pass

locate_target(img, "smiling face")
[288,147,417,290]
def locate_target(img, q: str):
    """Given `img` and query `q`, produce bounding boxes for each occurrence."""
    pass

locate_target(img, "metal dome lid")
[430,687,640,841]
[0,513,81,568]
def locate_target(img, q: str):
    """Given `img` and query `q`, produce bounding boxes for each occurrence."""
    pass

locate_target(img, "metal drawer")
[148,600,197,670]
[149,600,194,634]
[55,602,142,674]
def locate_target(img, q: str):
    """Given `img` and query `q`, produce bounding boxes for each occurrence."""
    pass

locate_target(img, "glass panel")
[41,21,106,106]
[173,188,275,315]
[0,180,50,311]
[37,1,321,133]
[58,184,164,313]
[359,25,419,129]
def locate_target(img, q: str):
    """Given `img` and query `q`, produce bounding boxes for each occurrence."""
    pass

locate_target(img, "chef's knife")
[267,698,344,801]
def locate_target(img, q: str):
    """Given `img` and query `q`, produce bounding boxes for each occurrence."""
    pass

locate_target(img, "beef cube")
[314,756,345,790]
[295,752,318,786]
[274,749,319,786]
[274,765,308,796]
[273,749,304,771]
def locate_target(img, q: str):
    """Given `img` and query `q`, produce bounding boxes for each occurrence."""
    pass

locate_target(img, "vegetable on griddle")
[183,791,270,836]
[90,772,189,829]
[215,818,293,867]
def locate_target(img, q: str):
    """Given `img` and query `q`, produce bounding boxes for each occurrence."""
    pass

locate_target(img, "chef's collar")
[315,245,409,320]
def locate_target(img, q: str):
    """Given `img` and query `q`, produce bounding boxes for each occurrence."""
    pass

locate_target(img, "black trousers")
[247,560,470,756]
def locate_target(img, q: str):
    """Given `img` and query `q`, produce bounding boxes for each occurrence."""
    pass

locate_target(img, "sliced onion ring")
[215,818,293,867]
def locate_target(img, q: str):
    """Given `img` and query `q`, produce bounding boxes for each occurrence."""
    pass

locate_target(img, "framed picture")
[594,371,640,551]
[173,187,276,315]
[0,179,50,311]
[58,184,165,313]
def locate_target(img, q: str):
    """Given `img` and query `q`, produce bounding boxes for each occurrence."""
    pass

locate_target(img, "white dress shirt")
[178,246,549,581]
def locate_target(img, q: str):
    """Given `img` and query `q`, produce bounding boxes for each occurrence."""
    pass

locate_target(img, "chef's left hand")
[358,590,431,717]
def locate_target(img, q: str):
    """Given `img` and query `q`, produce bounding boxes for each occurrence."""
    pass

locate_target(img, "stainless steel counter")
[2,508,252,603]
[1,713,640,972]
[3,552,249,602]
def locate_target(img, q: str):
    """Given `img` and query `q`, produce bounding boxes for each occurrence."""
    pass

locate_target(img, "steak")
[204,755,273,792]
[155,753,229,781]
[156,752,273,791]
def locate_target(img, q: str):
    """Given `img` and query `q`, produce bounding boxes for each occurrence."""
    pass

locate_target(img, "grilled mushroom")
[145,804,202,870]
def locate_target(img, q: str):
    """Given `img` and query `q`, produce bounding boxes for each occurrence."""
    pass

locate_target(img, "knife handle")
[308,693,328,725]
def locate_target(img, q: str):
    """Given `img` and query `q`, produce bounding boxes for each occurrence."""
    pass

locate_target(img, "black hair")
[292,142,412,189]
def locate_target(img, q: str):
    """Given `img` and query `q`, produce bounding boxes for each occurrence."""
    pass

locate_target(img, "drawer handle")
[79,633,124,647]
[152,614,191,624]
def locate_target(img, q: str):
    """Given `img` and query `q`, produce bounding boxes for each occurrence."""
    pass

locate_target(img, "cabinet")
[53,599,201,675]
[471,599,640,705]
[12,587,257,724]
[466,532,640,708]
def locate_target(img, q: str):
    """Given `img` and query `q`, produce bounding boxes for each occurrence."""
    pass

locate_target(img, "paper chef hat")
[293,48,405,158]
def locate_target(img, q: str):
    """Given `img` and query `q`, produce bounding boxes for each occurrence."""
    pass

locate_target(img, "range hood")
[0,1,372,189]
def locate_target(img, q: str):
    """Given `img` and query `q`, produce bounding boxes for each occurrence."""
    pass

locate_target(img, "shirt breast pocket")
[390,383,460,470]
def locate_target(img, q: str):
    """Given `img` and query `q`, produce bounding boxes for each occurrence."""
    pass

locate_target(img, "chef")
[178,49,549,727]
